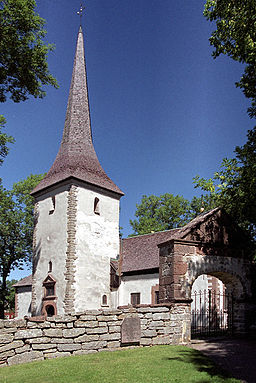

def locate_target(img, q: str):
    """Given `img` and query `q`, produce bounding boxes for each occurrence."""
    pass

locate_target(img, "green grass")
[0,345,240,383]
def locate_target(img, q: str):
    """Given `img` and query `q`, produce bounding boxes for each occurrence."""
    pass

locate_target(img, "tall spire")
[32,28,123,196]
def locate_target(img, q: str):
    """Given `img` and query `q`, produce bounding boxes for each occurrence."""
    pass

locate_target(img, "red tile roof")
[121,229,180,273]
[32,27,123,197]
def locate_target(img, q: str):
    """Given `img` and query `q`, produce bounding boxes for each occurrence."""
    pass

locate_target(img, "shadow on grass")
[163,348,235,382]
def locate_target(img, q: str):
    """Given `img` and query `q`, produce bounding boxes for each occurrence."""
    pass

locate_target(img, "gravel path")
[189,338,256,383]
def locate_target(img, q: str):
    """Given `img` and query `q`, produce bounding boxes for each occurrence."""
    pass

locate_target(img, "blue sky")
[1,1,252,280]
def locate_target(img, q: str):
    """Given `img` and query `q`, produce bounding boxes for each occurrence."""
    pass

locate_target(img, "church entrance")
[191,275,233,338]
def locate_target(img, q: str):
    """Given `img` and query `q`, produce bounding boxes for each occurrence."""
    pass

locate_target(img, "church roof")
[121,229,180,273]
[32,27,123,196]
[13,275,32,288]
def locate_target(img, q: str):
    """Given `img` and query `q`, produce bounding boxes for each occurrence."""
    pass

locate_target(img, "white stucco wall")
[74,187,120,310]
[16,286,32,318]
[118,273,159,306]
[33,186,69,315]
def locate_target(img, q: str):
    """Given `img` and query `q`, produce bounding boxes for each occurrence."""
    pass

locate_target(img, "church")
[14,27,223,319]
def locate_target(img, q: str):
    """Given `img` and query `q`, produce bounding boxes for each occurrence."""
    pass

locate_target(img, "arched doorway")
[191,274,233,338]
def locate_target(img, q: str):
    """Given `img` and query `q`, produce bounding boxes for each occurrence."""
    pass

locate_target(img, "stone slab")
[121,316,141,344]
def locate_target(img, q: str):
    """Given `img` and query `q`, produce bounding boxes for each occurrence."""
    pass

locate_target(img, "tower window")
[94,197,100,215]
[48,261,52,273]
[49,196,56,215]
[102,294,107,306]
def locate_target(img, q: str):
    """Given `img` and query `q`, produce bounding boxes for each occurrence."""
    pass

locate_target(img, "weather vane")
[77,3,85,26]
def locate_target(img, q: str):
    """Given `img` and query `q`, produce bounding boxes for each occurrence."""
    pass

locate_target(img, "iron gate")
[191,290,233,338]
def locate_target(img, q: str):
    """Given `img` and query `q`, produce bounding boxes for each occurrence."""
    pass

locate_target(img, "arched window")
[102,294,107,306]
[48,261,52,273]
[94,197,100,215]
[45,305,55,317]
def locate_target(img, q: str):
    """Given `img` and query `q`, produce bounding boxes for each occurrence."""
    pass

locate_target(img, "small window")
[102,294,107,305]
[49,196,56,215]
[48,261,52,273]
[94,197,100,215]
[131,293,140,306]
[45,305,55,317]
[155,291,160,304]
[45,284,55,297]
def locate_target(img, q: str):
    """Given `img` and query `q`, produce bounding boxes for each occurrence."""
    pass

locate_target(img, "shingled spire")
[32,27,123,196]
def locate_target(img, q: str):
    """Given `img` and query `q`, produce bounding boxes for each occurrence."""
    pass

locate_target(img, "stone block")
[149,307,169,313]
[0,334,14,344]
[57,344,81,352]
[97,315,117,322]
[87,327,108,334]
[32,343,57,350]
[15,344,31,354]
[108,326,120,333]
[82,341,107,350]
[107,341,120,348]
[0,340,24,353]
[100,333,120,341]
[63,328,85,338]
[78,315,97,321]
[74,334,99,343]
[152,336,170,345]
[98,322,108,327]
[75,320,98,328]
[102,310,122,315]
[52,337,74,344]
[14,329,42,340]
[28,337,51,344]
[107,321,121,326]
[44,351,71,359]
[148,320,164,329]
[152,313,170,320]
[0,350,15,361]
[141,329,157,338]
[140,338,152,346]
[121,316,141,344]
[43,328,63,337]
[8,351,44,366]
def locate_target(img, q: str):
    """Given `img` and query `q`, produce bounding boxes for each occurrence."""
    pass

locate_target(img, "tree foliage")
[0,115,14,167]
[0,0,58,103]
[130,194,197,236]
[0,173,44,318]
[193,127,256,238]
[5,279,17,312]
[204,0,256,118]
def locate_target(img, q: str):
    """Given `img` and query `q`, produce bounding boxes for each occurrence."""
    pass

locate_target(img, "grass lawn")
[0,345,240,383]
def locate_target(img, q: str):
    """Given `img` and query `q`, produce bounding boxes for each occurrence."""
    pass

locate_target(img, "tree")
[129,194,193,236]
[0,173,44,318]
[0,115,14,167]
[0,0,58,103]
[5,279,17,312]
[204,0,256,118]
[193,127,256,238]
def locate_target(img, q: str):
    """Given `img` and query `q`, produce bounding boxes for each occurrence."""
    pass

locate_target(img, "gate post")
[158,239,192,343]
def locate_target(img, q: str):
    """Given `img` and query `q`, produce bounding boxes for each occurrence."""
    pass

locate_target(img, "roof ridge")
[124,227,181,240]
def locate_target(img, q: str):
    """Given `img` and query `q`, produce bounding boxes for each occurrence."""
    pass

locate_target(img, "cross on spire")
[77,3,85,26]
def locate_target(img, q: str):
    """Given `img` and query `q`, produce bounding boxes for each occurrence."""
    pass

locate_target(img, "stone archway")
[158,237,253,336]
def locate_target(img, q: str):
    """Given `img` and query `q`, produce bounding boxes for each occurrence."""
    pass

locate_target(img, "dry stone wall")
[0,304,190,367]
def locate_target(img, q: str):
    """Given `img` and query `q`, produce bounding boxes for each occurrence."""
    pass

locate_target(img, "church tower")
[31,27,124,316]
